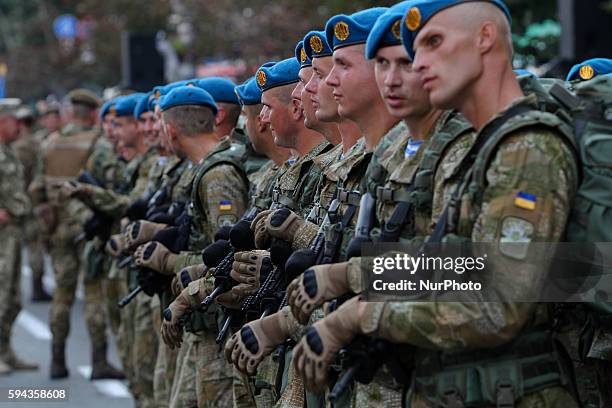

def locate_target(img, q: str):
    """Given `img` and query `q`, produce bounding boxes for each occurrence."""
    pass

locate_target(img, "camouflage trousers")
[133,294,158,408]
[22,217,45,283]
[409,386,579,408]
[48,235,107,351]
[0,225,22,356]
[169,331,233,408]
[118,287,138,400]
[117,283,158,408]
[152,296,178,408]
[274,347,306,408]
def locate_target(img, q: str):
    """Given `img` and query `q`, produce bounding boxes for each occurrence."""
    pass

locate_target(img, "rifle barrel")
[117,286,142,308]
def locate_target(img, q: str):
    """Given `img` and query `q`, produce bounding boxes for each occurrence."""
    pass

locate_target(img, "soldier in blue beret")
[566,58,612,81]
[135,84,249,408]
[294,39,342,144]
[315,1,583,408]
[255,57,327,155]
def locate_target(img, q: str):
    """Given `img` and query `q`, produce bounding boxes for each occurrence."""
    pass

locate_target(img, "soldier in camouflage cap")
[0,99,39,375]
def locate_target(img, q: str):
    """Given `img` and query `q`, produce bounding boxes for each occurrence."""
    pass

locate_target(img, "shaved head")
[412,1,523,129]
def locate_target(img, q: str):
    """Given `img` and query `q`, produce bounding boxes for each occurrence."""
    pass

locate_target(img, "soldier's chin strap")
[427,104,534,243]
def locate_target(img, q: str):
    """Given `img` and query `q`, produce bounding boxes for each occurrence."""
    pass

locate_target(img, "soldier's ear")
[289,98,303,122]
[256,113,266,133]
[215,106,227,127]
[477,21,497,55]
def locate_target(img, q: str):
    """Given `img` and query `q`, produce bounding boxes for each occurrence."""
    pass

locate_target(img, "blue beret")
[152,80,190,99]
[114,93,144,117]
[303,30,333,60]
[100,99,115,119]
[566,58,612,81]
[134,92,154,120]
[366,1,414,59]
[193,77,240,105]
[325,8,389,51]
[235,77,263,106]
[295,41,312,69]
[514,69,537,78]
[159,86,218,115]
[255,58,301,92]
[400,0,511,60]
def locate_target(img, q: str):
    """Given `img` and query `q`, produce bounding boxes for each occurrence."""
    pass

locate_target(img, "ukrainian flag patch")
[514,191,536,211]
[219,200,233,211]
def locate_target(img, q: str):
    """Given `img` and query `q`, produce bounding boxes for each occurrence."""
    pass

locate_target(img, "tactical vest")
[185,141,248,334]
[270,141,332,216]
[373,111,473,243]
[43,127,100,200]
[416,100,578,407]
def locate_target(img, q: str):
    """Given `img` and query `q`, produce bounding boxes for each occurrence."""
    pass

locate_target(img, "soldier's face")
[139,111,159,148]
[261,89,295,149]
[0,116,20,142]
[375,45,432,119]
[295,68,318,130]
[412,12,482,109]
[307,57,339,123]
[103,114,117,145]
[113,116,139,147]
[41,112,61,133]
[327,44,380,121]
[244,105,267,154]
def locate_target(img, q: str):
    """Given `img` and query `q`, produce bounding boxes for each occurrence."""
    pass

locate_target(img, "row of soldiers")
[2,0,612,407]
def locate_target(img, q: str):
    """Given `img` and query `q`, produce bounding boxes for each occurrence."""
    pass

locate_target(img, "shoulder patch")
[499,216,534,260]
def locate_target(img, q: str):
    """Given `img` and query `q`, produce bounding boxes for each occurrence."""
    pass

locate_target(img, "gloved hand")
[265,208,318,249]
[125,220,168,250]
[292,296,363,392]
[230,250,272,298]
[287,262,350,324]
[171,264,207,296]
[105,234,127,258]
[133,241,179,275]
[251,209,274,249]
[138,267,173,296]
[225,307,294,375]
[161,279,208,349]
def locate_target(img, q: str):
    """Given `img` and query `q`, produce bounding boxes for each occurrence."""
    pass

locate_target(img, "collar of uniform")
[478,93,538,134]
[313,143,343,176]
[61,123,92,136]
[198,136,232,165]
[323,138,367,182]
[277,141,330,192]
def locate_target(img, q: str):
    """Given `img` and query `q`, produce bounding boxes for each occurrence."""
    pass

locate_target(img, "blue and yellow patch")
[514,191,536,211]
[219,200,233,211]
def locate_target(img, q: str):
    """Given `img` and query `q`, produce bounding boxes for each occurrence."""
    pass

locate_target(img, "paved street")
[0,251,133,408]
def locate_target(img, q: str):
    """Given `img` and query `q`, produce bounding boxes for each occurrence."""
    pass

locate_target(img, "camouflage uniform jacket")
[359,94,579,407]
[1,143,31,225]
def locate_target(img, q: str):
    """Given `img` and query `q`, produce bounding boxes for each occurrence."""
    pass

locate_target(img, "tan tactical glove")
[125,220,168,250]
[292,296,363,392]
[251,209,274,249]
[171,264,207,297]
[265,208,318,249]
[133,241,179,275]
[161,279,208,349]
[105,234,128,258]
[287,261,351,324]
[230,250,272,298]
[225,307,295,375]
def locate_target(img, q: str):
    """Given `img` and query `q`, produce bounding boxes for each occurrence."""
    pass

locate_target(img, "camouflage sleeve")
[199,164,248,242]
[76,185,131,216]
[28,151,47,205]
[0,149,31,219]
[368,129,578,351]
[430,131,476,225]
[129,155,157,199]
